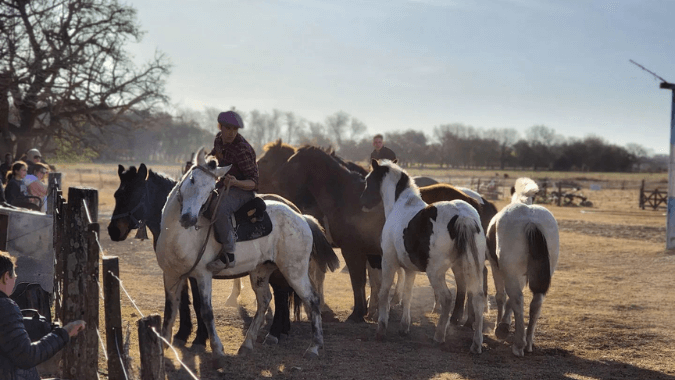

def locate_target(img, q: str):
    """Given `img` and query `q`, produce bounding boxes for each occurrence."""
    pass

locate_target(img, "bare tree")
[325,110,350,149]
[0,0,171,156]
[484,128,519,169]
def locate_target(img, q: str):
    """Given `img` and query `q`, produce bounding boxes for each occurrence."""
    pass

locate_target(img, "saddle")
[204,191,273,242]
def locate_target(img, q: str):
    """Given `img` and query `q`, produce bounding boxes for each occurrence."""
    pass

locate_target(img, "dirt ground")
[63,166,675,380]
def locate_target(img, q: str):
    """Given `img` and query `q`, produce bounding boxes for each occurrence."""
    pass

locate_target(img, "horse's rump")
[447,213,482,276]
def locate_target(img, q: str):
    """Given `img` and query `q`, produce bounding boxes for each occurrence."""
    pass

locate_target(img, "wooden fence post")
[138,315,165,380]
[61,187,99,380]
[557,182,563,207]
[103,256,125,380]
[640,179,646,210]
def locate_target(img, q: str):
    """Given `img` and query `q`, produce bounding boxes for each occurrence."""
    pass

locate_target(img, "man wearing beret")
[206,110,258,272]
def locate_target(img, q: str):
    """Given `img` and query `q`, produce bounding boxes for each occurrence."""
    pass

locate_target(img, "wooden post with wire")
[103,256,125,380]
[138,314,165,380]
[61,187,99,379]
[631,60,675,249]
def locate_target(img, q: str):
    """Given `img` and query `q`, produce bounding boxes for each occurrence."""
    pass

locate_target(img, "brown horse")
[260,145,494,325]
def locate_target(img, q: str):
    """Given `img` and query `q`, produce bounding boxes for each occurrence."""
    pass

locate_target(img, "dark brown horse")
[260,145,494,324]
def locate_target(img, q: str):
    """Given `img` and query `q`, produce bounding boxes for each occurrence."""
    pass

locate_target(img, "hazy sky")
[126,0,675,154]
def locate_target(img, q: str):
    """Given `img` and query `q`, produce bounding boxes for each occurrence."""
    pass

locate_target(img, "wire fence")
[81,199,200,380]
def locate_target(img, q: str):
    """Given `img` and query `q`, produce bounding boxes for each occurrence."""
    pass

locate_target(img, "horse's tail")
[447,214,483,278]
[525,224,552,295]
[511,177,539,205]
[304,215,340,273]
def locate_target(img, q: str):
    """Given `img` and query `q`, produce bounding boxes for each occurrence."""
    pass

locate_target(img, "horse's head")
[177,147,231,229]
[360,159,389,211]
[257,139,296,194]
[108,163,149,241]
[511,177,539,205]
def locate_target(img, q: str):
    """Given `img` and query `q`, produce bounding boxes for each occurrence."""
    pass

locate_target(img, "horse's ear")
[138,163,148,180]
[118,164,124,177]
[196,147,207,166]
[510,186,516,195]
[392,159,398,164]
[371,159,379,169]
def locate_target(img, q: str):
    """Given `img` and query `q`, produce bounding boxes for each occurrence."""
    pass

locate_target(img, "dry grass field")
[56,162,675,380]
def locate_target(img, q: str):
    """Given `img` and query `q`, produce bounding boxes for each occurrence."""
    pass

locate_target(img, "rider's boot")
[206,247,236,272]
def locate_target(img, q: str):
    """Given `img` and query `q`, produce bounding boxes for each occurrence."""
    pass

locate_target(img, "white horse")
[360,159,486,354]
[486,177,560,357]
[156,148,324,366]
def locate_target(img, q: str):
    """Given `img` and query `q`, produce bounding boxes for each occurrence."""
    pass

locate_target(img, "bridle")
[177,164,222,210]
[110,181,150,230]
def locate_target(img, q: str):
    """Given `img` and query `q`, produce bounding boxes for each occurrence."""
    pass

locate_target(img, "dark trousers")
[213,187,255,252]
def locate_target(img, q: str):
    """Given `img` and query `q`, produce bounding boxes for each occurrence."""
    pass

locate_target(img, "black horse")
[107,164,338,347]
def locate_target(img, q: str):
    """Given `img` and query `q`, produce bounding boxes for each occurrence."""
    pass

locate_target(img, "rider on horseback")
[206,110,258,272]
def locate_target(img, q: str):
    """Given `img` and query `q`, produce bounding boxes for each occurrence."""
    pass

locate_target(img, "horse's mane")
[148,169,177,187]
[511,177,539,205]
[380,160,420,198]
[294,145,362,180]
[329,151,368,176]
[263,139,297,154]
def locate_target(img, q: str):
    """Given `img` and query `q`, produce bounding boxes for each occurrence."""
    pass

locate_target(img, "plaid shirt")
[209,133,259,190]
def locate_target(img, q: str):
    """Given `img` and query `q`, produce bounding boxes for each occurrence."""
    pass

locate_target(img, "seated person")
[0,250,85,380]
[25,163,49,212]
[5,161,41,211]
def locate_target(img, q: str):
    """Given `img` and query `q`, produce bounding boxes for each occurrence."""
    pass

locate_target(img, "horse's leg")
[525,293,546,353]
[161,273,184,344]
[281,268,324,358]
[343,250,368,323]
[172,278,193,346]
[466,266,485,354]
[426,265,453,343]
[366,261,381,321]
[376,254,398,341]
[398,268,417,336]
[390,267,405,307]
[465,265,489,328]
[193,275,227,367]
[190,277,208,350]
[450,264,467,325]
[265,280,291,345]
[504,279,526,357]
[239,265,276,355]
[492,267,510,340]
[224,278,242,307]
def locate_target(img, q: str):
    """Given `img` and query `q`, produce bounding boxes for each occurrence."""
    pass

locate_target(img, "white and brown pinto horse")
[360,159,486,354]
[486,177,559,357]
[156,148,325,366]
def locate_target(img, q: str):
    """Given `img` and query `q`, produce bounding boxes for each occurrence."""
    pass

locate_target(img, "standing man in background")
[370,134,396,164]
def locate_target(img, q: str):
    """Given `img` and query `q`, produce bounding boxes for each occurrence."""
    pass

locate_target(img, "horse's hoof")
[172,338,187,348]
[190,343,206,353]
[303,346,320,359]
[398,327,410,337]
[495,322,510,340]
[212,355,228,369]
[511,345,525,357]
[366,312,379,322]
[470,343,483,354]
[321,311,340,323]
[224,297,238,307]
[346,313,366,323]
[526,343,534,353]
[237,345,253,356]
[264,334,279,345]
